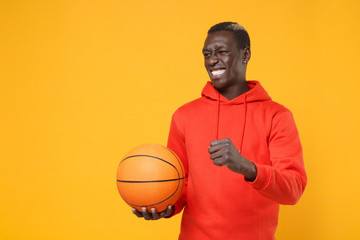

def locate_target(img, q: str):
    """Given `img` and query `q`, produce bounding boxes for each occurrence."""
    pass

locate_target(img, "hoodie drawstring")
[215,91,220,140]
[215,92,248,153]
[239,94,247,152]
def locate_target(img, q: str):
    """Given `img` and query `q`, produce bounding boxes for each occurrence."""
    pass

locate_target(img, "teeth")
[212,69,225,76]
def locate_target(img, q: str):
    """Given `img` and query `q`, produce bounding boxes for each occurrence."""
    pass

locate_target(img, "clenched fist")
[208,138,257,181]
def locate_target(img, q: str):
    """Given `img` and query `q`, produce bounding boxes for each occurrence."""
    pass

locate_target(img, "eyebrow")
[202,46,229,52]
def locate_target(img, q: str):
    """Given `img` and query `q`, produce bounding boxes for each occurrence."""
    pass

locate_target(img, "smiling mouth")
[211,69,226,78]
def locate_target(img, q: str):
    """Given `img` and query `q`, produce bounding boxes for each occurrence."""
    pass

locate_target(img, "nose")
[208,53,219,65]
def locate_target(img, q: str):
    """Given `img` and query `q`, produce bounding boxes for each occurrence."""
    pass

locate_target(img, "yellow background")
[1,0,359,239]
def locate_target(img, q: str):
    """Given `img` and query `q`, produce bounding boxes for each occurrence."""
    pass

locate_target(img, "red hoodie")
[167,81,307,240]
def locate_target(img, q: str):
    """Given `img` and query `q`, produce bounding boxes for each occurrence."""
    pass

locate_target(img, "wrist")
[242,160,257,182]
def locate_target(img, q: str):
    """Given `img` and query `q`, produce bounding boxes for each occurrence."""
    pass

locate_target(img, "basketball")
[116,144,185,212]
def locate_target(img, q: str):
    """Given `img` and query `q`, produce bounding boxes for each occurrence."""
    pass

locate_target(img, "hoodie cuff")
[246,162,272,190]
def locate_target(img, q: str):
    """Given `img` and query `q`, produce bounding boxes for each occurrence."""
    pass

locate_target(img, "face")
[202,31,249,90]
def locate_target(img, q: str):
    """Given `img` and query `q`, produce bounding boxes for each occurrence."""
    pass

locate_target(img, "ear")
[242,47,251,64]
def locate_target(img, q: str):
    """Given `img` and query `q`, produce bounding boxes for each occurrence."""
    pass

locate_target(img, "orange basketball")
[116,144,185,212]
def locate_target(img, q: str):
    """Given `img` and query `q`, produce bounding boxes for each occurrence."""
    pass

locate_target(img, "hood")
[201,80,271,104]
[201,80,271,152]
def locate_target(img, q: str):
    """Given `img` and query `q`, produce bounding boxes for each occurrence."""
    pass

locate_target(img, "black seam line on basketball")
[119,152,184,208]
[120,154,182,182]
[165,149,185,204]
[165,148,185,178]
[121,178,185,208]
[120,178,184,207]
[165,148,185,205]
[117,177,185,183]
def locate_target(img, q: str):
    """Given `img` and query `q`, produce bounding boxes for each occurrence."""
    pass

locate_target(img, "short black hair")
[208,22,250,51]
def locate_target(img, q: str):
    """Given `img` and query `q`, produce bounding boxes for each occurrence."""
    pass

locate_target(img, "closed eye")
[203,52,211,58]
[217,50,229,54]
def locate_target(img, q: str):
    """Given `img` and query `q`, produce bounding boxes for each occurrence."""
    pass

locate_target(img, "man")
[133,22,307,240]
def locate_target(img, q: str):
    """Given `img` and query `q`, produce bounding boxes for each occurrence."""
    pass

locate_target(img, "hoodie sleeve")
[248,108,307,205]
[166,112,188,216]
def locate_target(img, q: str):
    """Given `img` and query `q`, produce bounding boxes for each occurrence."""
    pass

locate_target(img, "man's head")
[208,22,250,52]
[203,22,251,98]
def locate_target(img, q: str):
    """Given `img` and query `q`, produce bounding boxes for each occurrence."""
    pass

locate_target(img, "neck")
[217,81,249,100]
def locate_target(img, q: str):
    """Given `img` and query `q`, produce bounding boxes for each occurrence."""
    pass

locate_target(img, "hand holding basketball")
[132,205,174,220]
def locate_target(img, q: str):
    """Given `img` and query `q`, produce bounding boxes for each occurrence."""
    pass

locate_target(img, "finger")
[142,207,151,220]
[212,147,231,166]
[151,208,160,220]
[208,144,223,154]
[132,208,143,218]
[213,157,226,166]
[165,205,174,217]
[160,205,173,218]
[208,143,230,154]
[210,138,231,146]
[210,147,227,160]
